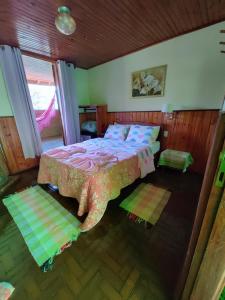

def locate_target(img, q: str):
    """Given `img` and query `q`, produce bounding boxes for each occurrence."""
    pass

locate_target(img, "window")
[28,84,58,110]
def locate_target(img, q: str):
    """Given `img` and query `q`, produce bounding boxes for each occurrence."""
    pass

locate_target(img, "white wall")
[88,22,225,112]
[75,68,90,105]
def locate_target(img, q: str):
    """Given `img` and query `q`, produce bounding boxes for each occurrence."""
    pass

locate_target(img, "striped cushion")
[120,183,170,225]
[3,186,80,270]
[158,149,193,172]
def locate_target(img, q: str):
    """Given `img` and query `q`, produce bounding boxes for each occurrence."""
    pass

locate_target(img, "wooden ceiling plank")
[0,0,225,68]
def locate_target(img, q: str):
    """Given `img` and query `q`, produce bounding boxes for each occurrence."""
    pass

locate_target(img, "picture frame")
[131,64,167,98]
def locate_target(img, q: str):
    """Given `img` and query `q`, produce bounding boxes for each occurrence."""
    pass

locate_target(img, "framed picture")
[131,64,167,98]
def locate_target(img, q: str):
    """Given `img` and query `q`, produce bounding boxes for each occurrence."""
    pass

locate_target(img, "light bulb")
[55,6,76,35]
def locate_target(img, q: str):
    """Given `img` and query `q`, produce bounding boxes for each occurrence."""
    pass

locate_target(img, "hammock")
[36,94,57,132]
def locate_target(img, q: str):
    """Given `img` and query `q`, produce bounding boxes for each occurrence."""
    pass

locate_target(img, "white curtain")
[54,60,80,145]
[0,45,42,158]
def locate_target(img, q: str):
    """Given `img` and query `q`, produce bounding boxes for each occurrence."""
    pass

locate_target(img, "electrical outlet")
[163,130,168,138]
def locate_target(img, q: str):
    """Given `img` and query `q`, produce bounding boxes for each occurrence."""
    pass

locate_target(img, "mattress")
[38,138,156,231]
[99,138,160,154]
[83,138,160,155]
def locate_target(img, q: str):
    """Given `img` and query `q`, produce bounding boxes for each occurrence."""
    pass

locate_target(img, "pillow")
[81,121,97,133]
[104,124,128,141]
[126,124,160,145]
[114,122,130,138]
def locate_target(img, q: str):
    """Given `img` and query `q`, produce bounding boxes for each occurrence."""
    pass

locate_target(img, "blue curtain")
[0,45,42,158]
[54,60,80,145]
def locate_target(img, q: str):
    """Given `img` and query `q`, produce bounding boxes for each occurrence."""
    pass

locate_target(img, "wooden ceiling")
[0,0,225,69]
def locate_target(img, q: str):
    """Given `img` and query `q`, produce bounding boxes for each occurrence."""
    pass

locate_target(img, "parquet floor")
[0,168,202,300]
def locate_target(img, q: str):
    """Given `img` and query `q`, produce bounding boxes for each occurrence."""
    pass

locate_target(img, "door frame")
[175,112,225,299]
[191,188,225,299]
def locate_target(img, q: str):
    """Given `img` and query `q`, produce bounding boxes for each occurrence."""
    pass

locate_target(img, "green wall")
[75,68,90,105]
[0,67,13,116]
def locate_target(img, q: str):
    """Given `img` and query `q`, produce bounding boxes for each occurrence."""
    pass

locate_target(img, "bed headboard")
[115,120,161,126]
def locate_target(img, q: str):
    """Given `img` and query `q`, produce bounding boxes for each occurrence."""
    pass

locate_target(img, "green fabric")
[3,186,80,269]
[0,153,8,188]
[0,282,15,300]
[220,287,225,300]
[120,183,170,225]
[0,172,8,188]
[158,149,193,172]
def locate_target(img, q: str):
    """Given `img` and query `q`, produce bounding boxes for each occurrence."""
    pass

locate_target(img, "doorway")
[22,55,64,152]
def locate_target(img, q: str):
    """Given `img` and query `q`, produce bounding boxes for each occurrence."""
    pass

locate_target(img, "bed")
[38,124,161,231]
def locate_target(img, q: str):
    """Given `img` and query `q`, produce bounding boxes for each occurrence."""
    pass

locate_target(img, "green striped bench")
[158,149,193,172]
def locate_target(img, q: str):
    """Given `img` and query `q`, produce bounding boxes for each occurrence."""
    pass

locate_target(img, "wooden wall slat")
[0,117,39,174]
[0,110,219,174]
[79,112,96,125]
[106,110,219,174]
[1,1,225,68]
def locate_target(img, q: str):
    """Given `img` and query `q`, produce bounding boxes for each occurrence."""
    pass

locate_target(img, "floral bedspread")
[37,138,155,231]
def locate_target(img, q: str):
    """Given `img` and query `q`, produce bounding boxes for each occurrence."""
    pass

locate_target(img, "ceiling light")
[55,6,76,35]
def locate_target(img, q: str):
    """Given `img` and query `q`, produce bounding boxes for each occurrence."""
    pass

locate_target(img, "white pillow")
[126,124,160,144]
[104,124,128,141]
[114,122,130,138]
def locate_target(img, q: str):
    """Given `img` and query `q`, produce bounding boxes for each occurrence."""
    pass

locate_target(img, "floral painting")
[131,65,167,98]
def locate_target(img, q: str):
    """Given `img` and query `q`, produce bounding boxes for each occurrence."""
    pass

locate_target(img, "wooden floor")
[0,168,202,300]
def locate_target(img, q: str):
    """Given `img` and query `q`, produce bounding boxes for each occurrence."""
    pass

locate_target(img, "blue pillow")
[81,121,97,133]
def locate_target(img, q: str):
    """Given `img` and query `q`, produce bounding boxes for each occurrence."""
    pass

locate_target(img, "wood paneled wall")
[2,1,225,68]
[0,117,39,174]
[0,110,219,175]
[107,110,219,174]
